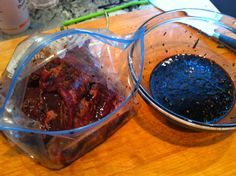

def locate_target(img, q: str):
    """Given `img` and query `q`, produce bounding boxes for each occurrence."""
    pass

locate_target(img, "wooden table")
[0,8,236,176]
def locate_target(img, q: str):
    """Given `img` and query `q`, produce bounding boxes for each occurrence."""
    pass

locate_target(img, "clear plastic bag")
[0,28,144,169]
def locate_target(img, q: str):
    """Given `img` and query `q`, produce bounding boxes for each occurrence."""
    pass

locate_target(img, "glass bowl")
[129,9,236,131]
[0,28,144,169]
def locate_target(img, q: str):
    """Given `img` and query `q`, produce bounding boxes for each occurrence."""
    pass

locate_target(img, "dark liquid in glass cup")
[150,54,236,123]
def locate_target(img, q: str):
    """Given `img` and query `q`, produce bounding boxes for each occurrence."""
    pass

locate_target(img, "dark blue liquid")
[150,54,235,123]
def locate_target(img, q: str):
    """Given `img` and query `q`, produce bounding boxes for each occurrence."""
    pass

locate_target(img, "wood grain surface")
[0,8,236,176]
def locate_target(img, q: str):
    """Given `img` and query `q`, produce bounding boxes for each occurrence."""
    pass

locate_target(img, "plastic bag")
[0,28,144,169]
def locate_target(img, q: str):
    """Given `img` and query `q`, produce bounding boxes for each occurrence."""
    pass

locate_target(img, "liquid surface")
[150,54,235,123]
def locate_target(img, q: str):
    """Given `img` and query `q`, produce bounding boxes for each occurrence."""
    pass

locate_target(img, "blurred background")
[0,0,235,41]
[0,0,151,41]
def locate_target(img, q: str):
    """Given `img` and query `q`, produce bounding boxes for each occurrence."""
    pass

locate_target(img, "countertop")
[0,0,151,41]
[1,7,236,176]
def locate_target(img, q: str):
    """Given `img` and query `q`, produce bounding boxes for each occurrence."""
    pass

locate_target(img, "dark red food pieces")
[22,49,121,131]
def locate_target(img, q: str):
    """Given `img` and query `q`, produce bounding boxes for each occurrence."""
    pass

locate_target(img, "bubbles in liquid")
[150,54,236,123]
